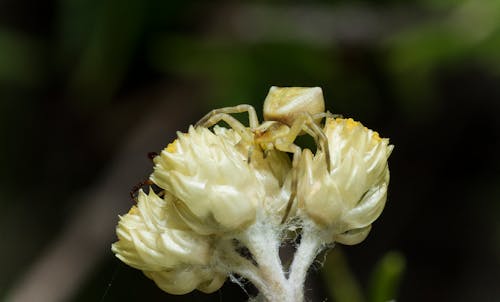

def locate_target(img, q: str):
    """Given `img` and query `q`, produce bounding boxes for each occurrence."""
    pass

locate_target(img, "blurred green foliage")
[150,36,337,108]
[368,251,406,302]
[322,248,365,302]
[0,30,45,85]
[321,249,405,302]
[384,0,500,118]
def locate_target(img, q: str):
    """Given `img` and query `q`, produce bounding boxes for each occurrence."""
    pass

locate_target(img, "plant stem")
[224,220,326,302]
[216,239,272,295]
[239,221,289,302]
[288,224,324,301]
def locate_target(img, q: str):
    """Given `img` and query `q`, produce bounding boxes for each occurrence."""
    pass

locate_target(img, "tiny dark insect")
[147,152,158,160]
[129,179,154,202]
[129,152,160,202]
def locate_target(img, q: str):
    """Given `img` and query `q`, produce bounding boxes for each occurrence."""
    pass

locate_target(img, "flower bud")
[112,189,213,271]
[151,126,264,233]
[299,118,393,245]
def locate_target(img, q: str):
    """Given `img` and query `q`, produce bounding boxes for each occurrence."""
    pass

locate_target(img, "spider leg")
[196,104,259,129]
[302,126,319,144]
[274,141,301,223]
[312,111,341,120]
[196,111,258,167]
[303,118,331,173]
[284,113,332,173]
[196,112,254,142]
[270,113,332,223]
[247,145,254,164]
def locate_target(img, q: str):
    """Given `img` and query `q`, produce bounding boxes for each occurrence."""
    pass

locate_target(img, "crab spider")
[195,87,332,223]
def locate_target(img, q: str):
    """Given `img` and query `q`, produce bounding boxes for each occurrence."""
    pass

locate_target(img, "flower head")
[111,189,225,294]
[151,126,264,233]
[299,118,393,244]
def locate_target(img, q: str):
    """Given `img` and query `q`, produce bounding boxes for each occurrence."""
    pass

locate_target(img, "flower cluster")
[112,87,393,301]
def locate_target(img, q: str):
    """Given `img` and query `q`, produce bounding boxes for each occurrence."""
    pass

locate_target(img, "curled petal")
[196,271,227,293]
[343,178,388,229]
[333,225,372,245]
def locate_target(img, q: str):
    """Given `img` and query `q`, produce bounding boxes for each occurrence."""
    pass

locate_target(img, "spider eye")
[263,86,325,126]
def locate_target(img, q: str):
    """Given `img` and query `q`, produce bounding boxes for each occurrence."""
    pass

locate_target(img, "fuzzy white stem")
[288,224,325,301]
[217,239,270,294]
[239,221,289,302]
[222,219,327,302]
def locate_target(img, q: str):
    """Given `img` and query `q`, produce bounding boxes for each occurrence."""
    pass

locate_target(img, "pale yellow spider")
[195,87,333,222]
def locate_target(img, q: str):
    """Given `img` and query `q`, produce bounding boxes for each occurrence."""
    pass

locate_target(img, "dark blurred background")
[1,0,500,301]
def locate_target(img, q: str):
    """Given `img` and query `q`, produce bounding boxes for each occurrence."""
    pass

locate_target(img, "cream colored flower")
[112,189,213,271]
[112,86,396,301]
[112,189,226,295]
[151,126,265,233]
[299,118,393,245]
